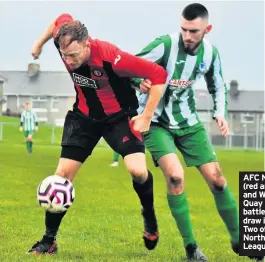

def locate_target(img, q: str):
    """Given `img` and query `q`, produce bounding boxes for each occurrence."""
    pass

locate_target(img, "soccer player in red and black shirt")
[28,14,167,255]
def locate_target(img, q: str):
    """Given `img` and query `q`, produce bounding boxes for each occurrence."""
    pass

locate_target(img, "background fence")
[199,112,264,151]
[0,121,106,147]
[1,111,264,151]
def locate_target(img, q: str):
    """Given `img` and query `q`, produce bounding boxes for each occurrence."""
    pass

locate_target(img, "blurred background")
[0,0,264,150]
[0,2,264,261]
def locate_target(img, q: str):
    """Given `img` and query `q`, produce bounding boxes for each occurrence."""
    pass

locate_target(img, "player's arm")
[130,36,166,91]
[19,111,25,131]
[109,47,167,131]
[32,14,73,59]
[204,48,228,119]
[33,111,39,131]
[204,48,229,136]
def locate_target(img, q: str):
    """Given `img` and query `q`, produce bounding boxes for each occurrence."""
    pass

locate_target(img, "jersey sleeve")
[204,47,228,119]
[100,41,167,85]
[33,111,38,126]
[136,36,166,65]
[130,36,167,88]
[53,14,74,39]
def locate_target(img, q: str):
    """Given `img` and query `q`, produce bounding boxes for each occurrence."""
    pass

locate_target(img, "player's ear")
[205,24,212,34]
[85,39,90,48]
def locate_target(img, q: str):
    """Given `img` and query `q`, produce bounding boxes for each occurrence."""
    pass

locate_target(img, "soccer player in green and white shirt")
[19,102,39,153]
[133,3,262,261]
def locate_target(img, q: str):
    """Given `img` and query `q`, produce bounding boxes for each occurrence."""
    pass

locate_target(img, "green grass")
[0,116,20,122]
[0,116,63,145]
[0,140,264,261]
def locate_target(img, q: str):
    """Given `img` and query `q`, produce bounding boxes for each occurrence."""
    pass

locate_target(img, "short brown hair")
[55,21,88,49]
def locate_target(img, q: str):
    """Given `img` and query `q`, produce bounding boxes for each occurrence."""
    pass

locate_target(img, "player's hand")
[215,116,229,137]
[140,79,152,94]
[31,41,43,59]
[35,126,39,131]
[19,127,23,132]
[130,114,152,133]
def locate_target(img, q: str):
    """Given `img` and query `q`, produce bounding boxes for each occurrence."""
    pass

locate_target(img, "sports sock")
[44,211,67,242]
[133,170,154,211]
[26,141,30,152]
[212,185,239,244]
[113,152,119,162]
[167,192,196,247]
[29,141,33,152]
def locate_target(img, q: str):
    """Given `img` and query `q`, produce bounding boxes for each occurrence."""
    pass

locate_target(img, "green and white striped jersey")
[20,109,38,131]
[136,33,228,129]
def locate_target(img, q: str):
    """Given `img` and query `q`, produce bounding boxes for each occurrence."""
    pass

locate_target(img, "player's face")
[25,104,31,110]
[60,39,91,69]
[181,16,212,54]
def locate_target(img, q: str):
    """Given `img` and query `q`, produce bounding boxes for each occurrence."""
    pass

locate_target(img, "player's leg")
[144,123,207,261]
[110,151,119,167]
[103,116,158,250]
[27,130,34,153]
[197,163,239,244]
[28,158,83,255]
[189,125,262,261]
[178,124,238,241]
[197,162,263,260]
[28,111,102,255]
[24,131,30,153]
[177,123,238,260]
[123,153,159,250]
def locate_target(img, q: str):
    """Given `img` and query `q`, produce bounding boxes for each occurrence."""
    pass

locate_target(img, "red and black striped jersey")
[53,14,167,121]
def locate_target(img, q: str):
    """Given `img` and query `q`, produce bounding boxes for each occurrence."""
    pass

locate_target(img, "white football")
[37,175,75,213]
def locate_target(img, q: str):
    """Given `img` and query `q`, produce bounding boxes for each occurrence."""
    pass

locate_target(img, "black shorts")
[61,111,145,163]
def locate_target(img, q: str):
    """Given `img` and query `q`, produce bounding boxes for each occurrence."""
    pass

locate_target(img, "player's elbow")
[55,13,73,23]
[150,67,167,86]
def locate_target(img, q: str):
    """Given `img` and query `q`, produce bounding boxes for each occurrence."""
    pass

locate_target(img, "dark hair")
[182,3,209,20]
[55,21,88,49]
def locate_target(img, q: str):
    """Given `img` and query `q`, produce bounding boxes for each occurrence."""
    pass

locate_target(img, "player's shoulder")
[155,32,181,50]
[152,32,179,44]
[93,38,121,61]
[202,38,219,56]
[167,32,180,40]
[93,39,119,52]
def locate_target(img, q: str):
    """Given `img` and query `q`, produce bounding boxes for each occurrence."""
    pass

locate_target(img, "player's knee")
[130,168,148,184]
[210,168,226,192]
[169,176,183,186]
[167,171,184,194]
[169,176,184,193]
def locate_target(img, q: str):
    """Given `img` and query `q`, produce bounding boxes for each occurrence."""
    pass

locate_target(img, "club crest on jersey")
[92,69,103,77]
[72,73,97,89]
[196,62,207,74]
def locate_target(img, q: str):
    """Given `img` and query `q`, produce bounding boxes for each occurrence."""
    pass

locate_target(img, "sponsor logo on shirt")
[169,79,194,88]
[72,73,97,89]
[168,79,194,100]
